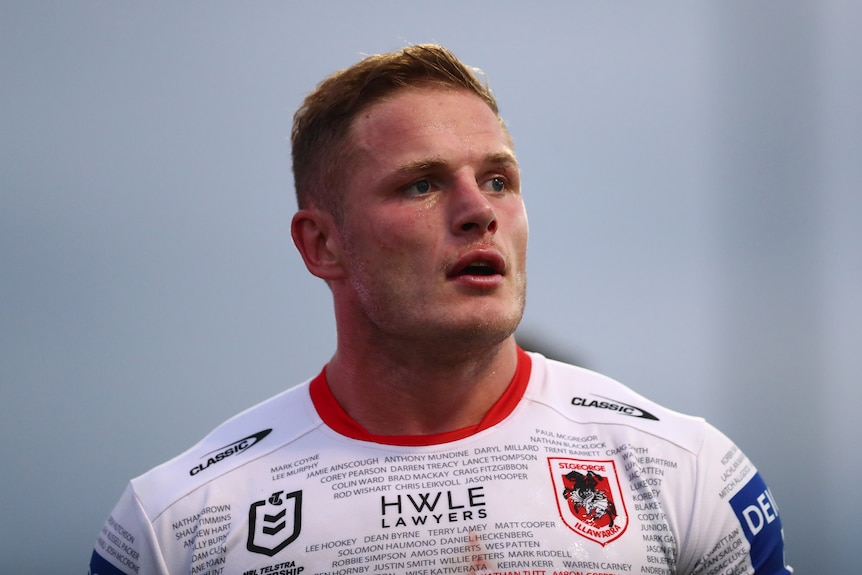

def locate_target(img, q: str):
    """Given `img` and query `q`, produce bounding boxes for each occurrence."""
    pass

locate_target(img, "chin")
[443,310,523,349]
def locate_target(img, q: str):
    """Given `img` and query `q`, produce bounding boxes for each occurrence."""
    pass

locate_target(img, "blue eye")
[489,177,505,192]
[406,179,432,195]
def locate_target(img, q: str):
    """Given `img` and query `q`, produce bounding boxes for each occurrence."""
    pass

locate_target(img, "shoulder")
[523,352,717,456]
[128,379,320,520]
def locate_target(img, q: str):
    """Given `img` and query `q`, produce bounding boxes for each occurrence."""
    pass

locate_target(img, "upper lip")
[446,247,506,278]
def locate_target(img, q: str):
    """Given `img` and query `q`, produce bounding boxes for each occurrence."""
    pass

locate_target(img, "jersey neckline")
[308,347,532,446]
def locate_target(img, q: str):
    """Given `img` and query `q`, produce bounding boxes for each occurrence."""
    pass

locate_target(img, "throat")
[322,340,522,438]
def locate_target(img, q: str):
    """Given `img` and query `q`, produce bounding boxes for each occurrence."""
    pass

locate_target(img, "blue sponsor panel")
[89,550,131,575]
[729,473,792,574]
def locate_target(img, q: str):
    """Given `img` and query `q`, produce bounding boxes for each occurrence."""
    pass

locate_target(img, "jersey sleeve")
[88,483,169,575]
[680,423,793,574]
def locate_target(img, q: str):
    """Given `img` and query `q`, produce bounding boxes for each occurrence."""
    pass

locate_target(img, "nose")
[450,179,498,236]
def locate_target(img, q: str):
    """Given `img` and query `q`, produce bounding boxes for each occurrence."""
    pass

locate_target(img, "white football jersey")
[89,351,792,575]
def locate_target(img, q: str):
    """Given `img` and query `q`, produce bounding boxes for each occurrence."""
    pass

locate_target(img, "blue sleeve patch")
[89,550,130,575]
[729,472,792,574]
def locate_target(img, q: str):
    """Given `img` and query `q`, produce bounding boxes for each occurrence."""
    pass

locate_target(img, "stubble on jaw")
[367,282,527,369]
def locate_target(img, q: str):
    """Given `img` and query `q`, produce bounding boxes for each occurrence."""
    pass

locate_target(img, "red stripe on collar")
[309,347,532,446]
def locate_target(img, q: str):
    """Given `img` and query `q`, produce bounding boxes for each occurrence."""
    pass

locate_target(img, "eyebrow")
[393,151,519,177]
[483,151,519,168]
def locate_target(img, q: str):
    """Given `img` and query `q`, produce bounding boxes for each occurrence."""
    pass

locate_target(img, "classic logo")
[189,429,273,476]
[548,458,628,546]
[571,394,659,421]
[247,490,302,556]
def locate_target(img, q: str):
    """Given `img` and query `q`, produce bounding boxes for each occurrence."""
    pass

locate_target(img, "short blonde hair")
[291,44,502,220]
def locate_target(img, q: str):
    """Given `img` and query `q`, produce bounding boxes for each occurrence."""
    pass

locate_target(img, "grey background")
[2,1,859,572]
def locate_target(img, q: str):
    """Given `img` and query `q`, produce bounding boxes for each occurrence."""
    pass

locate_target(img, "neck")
[324,334,520,437]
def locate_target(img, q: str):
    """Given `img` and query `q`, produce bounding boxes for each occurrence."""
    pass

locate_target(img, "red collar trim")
[309,348,532,446]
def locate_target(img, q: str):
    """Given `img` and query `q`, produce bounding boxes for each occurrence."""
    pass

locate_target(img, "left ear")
[290,208,346,281]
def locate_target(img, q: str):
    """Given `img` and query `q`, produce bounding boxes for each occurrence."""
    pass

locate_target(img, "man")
[89,44,792,574]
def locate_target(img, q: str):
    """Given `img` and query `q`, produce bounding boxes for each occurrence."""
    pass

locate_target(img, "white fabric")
[89,353,791,575]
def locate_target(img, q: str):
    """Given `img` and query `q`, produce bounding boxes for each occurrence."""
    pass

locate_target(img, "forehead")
[348,87,514,174]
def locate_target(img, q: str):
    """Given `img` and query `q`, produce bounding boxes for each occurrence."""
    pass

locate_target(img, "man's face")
[332,87,528,350]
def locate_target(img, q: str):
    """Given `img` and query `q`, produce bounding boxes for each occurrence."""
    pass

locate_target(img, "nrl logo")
[247,489,303,556]
[548,458,628,546]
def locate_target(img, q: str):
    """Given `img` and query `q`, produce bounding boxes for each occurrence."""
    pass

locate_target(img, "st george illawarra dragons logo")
[548,458,628,546]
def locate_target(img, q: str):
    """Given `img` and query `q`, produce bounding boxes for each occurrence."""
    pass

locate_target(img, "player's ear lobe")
[291,209,346,280]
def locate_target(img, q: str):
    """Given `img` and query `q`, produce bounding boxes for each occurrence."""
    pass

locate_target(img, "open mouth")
[448,251,506,279]
[459,261,498,276]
